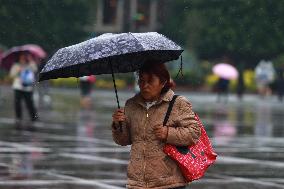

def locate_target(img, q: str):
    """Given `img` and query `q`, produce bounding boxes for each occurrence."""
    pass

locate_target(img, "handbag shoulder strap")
[163,95,179,126]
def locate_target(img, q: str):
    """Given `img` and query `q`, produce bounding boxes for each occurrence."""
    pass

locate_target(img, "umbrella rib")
[128,32,145,51]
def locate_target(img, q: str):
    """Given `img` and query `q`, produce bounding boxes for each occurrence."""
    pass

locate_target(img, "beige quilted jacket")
[112,90,201,189]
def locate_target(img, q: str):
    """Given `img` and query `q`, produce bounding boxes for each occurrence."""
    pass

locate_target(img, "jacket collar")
[134,89,175,108]
[161,89,175,102]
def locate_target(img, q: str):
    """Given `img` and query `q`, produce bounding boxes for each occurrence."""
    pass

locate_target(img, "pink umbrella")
[213,63,238,80]
[21,44,47,59]
[0,44,47,70]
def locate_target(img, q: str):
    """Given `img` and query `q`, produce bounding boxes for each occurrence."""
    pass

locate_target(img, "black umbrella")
[39,32,183,109]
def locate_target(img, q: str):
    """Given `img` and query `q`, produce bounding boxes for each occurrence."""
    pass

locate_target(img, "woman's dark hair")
[138,62,174,94]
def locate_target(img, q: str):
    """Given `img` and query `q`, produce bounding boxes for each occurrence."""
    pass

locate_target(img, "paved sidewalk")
[0,86,283,188]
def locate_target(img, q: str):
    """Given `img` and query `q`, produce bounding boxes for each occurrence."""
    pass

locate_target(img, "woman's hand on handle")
[112,108,126,124]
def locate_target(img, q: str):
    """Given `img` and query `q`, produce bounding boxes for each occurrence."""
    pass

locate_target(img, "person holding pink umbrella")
[9,52,39,130]
[215,77,230,103]
[213,63,239,103]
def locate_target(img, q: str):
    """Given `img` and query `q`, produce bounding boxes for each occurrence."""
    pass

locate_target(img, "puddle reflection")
[0,89,283,188]
[8,133,44,180]
[202,102,283,138]
[254,102,273,137]
[76,106,97,149]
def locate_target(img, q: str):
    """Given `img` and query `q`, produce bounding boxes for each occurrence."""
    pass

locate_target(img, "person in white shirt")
[9,53,38,129]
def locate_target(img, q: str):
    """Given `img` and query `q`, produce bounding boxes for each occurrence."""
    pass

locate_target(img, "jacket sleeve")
[111,100,132,146]
[30,62,38,73]
[166,96,201,146]
[9,64,20,78]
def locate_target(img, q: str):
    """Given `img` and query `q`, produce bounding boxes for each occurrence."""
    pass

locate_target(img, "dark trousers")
[14,90,37,121]
[80,81,92,96]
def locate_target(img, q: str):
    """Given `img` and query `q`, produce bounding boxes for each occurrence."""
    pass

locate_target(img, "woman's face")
[19,54,26,64]
[138,72,165,101]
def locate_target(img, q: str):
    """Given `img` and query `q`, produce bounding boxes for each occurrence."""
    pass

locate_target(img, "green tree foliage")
[159,0,191,47]
[0,0,91,55]
[161,0,284,67]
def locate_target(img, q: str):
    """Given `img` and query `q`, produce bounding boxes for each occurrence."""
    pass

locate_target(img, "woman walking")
[112,63,201,189]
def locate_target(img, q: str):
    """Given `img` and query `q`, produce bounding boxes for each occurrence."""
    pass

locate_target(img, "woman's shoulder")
[174,94,193,109]
[125,96,135,104]
[125,93,140,106]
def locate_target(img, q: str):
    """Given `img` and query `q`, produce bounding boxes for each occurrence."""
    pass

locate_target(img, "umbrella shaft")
[110,62,123,132]
[110,62,120,109]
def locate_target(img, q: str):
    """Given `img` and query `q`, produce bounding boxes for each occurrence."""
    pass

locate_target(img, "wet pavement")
[0,85,284,189]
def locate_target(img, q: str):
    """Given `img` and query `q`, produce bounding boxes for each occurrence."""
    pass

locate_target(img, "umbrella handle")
[110,61,123,132]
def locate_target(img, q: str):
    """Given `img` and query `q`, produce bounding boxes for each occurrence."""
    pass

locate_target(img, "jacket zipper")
[143,109,148,187]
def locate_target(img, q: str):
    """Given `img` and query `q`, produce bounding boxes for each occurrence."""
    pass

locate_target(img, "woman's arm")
[9,64,21,78]
[112,121,131,146]
[30,62,38,73]
[111,100,132,146]
[166,96,201,146]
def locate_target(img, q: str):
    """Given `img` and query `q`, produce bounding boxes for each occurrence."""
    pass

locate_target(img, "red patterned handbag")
[163,95,217,182]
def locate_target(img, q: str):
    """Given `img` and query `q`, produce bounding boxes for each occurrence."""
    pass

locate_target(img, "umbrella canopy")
[39,32,183,112]
[213,63,238,80]
[39,32,183,82]
[0,44,47,70]
[21,44,47,58]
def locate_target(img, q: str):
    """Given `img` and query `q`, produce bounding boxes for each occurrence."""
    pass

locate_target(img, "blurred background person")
[255,60,275,97]
[212,63,237,103]
[79,75,96,108]
[9,52,38,129]
[237,67,245,101]
[216,77,230,103]
[276,67,284,102]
